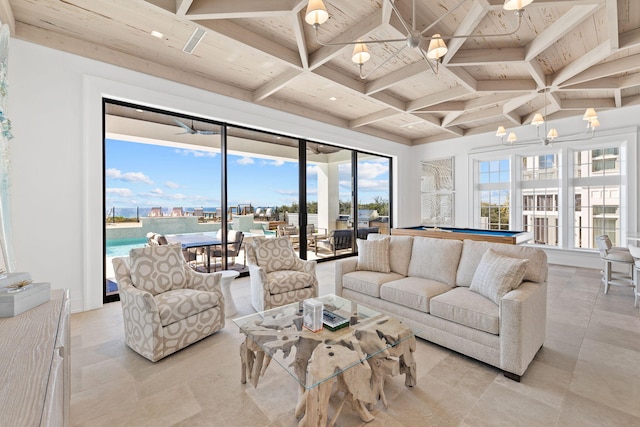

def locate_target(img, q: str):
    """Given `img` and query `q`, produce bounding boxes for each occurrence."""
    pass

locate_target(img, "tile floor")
[70,262,640,426]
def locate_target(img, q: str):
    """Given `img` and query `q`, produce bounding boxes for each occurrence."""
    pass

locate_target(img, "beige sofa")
[335,234,548,381]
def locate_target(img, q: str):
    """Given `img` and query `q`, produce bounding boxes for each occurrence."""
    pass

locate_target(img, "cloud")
[357,178,389,192]
[149,188,164,196]
[106,168,153,184]
[307,164,320,175]
[105,188,133,197]
[277,189,298,196]
[237,156,254,165]
[358,161,389,179]
[262,159,284,167]
[165,181,180,189]
[174,149,217,158]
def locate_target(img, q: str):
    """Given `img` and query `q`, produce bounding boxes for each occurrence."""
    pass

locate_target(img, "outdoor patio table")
[165,232,221,272]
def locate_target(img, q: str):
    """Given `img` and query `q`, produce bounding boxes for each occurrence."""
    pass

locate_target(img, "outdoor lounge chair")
[171,207,184,216]
[149,207,163,217]
[316,229,354,255]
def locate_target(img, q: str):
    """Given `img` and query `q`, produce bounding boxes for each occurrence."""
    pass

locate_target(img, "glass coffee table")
[233,294,417,425]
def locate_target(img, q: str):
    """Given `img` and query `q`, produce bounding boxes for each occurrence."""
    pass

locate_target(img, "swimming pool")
[106,238,147,257]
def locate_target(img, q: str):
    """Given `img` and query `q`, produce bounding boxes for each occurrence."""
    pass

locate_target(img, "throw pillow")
[255,237,298,273]
[129,244,187,295]
[356,238,390,273]
[469,249,529,304]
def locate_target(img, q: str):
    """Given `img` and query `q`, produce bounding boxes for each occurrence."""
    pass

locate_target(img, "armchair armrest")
[249,264,269,312]
[186,268,224,313]
[334,257,358,296]
[499,280,547,377]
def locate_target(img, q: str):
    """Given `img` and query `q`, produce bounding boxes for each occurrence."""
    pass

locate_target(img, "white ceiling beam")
[614,89,622,108]
[605,0,619,50]
[476,80,537,92]
[292,10,309,69]
[551,41,611,87]
[441,111,465,127]
[199,19,302,68]
[620,73,640,90]
[441,67,478,92]
[365,61,429,95]
[503,92,539,114]
[560,53,640,87]
[350,109,399,128]
[504,111,522,126]
[447,48,525,66]
[183,0,295,20]
[447,105,504,126]
[525,4,601,61]
[308,9,383,70]
[253,69,303,101]
[369,92,407,112]
[175,0,193,16]
[623,94,640,107]
[312,65,365,93]
[442,1,490,65]
[524,59,547,89]
[406,86,470,112]
[561,77,619,90]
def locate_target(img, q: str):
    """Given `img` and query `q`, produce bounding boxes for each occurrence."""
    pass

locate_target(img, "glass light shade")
[496,126,507,137]
[531,113,545,126]
[503,0,534,11]
[305,0,329,26]
[589,118,600,128]
[507,132,517,143]
[583,108,598,121]
[427,34,448,60]
[547,128,558,140]
[352,42,371,65]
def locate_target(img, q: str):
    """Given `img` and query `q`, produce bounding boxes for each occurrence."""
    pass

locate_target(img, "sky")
[105,139,390,212]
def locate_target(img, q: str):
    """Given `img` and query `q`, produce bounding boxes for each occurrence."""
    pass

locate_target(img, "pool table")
[391,226,533,245]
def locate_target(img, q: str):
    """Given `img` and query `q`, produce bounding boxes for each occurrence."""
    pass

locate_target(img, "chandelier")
[496,88,600,146]
[305,0,534,79]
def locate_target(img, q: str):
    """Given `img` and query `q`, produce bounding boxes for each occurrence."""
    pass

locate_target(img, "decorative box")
[303,298,323,332]
[0,272,32,290]
[0,281,51,317]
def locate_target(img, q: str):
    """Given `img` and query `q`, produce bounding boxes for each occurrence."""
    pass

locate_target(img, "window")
[473,139,630,251]
[520,153,559,246]
[477,159,510,230]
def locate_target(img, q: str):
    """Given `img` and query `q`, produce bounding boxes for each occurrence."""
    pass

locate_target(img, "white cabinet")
[0,289,70,426]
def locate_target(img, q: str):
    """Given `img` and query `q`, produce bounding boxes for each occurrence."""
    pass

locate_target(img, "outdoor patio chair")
[112,244,225,362]
[316,229,353,255]
[246,236,318,311]
[171,207,184,216]
[210,230,244,271]
[149,207,163,217]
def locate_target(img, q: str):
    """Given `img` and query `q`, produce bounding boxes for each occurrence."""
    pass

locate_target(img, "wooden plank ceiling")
[4,0,640,145]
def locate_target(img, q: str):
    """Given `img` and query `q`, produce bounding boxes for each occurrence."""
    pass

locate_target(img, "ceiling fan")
[173,118,219,135]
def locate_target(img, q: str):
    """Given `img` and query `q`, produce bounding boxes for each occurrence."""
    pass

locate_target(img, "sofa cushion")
[380,277,451,313]
[469,249,529,304]
[407,237,463,287]
[430,287,500,335]
[129,245,187,295]
[343,271,405,298]
[266,270,314,294]
[255,237,297,273]
[456,239,547,286]
[155,288,220,327]
[369,234,413,276]
[356,238,390,273]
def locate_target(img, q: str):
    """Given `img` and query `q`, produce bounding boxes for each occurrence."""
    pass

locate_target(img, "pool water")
[106,238,147,257]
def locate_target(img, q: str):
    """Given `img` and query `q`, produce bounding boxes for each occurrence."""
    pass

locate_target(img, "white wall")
[408,107,640,268]
[7,39,412,312]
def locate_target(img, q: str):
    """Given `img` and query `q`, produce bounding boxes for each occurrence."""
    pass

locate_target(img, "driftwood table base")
[235,300,417,426]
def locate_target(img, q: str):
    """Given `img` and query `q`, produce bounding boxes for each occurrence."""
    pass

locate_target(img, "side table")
[219,270,240,317]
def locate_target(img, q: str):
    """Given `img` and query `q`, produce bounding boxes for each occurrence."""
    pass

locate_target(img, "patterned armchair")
[246,237,318,312]
[112,244,225,362]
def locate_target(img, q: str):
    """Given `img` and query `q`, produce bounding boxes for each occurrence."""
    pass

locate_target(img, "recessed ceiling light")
[329,96,337,101]
[135,109,143,113]
[150,30,164,39]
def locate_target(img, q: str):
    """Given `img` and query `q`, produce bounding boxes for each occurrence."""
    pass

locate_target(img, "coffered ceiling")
[3,0,640,145]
